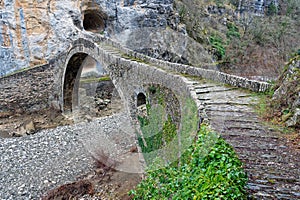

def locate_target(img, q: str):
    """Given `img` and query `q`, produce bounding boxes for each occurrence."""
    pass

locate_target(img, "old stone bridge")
[0,35,270,120]
[0,36,299,199]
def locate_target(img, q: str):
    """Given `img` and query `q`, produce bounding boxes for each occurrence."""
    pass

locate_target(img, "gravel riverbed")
[0,112,137,199]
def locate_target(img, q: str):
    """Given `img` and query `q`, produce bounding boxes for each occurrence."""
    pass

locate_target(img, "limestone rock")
[115,27,214,68]
[0,0,212,76]
[272,56,300,128]
[286,108,300,128]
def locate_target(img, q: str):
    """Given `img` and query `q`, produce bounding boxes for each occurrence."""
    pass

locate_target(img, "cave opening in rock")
[83,10,106,33]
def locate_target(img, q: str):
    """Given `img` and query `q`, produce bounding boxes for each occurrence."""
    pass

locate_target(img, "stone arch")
[63,53,88,112]
[60,39,128,116]
[62,51,124,118]
[83,10,106,33]
[137,92,147,107]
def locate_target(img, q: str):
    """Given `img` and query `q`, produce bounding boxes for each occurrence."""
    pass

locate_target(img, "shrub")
[130,125,248,199]
[209,34,226,60]
[226,22,240,39]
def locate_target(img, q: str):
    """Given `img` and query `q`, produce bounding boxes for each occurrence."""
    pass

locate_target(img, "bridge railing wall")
[102,38,272,92]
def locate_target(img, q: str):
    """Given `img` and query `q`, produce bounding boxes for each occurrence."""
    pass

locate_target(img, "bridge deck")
[99,41,300,199]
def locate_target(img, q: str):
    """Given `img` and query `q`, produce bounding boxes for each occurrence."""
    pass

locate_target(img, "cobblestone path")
[189,79,300,199]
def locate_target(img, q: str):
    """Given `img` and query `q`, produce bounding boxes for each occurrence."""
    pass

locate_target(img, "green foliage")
[138,113,177,154]
[137,103,177,165]
[178,5,187,21]
[284,0,300,18]
[137,94,198,167]
[267,2,278,16]
[79,76,111,83]
[130,125,248,199]
[226,22,240,39]
[162,116,177,145]
[213,0,224,7]
[148,85,157,94]
[209,34,226,60]
[174,0,299,75]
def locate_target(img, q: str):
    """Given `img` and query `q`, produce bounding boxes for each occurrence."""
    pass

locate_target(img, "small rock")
[15,126,27,137]
[25,120,35,134]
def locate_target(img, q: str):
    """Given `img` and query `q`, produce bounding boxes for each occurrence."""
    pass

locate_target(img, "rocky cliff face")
[0,0,83,75]
[0,0,214,76]
[272,55,300,128]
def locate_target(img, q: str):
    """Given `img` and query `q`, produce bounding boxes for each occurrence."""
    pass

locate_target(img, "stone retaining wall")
[0,49,69,114]
[0,64,55,114]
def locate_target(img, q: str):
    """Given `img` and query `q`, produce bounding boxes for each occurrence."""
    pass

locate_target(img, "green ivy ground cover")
[130,125,248,199]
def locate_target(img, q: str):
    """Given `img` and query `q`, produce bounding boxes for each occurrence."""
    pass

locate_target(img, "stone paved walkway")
[188,79,300,199]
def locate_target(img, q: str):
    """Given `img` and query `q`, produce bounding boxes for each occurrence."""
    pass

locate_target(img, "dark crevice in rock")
[137,48,190,65]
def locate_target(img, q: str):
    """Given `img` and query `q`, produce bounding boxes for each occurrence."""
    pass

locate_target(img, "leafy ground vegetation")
[131,85,247,199]
[130,125,248,200]
[174,0,300,78]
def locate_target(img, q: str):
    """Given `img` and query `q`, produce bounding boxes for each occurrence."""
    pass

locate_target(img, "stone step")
[196,89,254,97]
[221,132,279,139]
[223,140,279,151]
[211,121,265,131]
[205,105,255,113]
[193,83,223,89]
[195,86,236,94]
[205,110,260,120]
[201,99,254,106]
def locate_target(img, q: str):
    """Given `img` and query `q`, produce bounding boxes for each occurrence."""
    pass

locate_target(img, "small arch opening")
[137,93,147,107]
[83,10,106,33]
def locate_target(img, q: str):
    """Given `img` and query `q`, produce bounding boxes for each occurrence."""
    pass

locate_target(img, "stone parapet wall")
[103,38,272,92]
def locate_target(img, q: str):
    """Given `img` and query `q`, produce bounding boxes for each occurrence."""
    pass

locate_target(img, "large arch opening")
[63,53,123,120]
[63,53,88,112]
[83,10,106,33]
